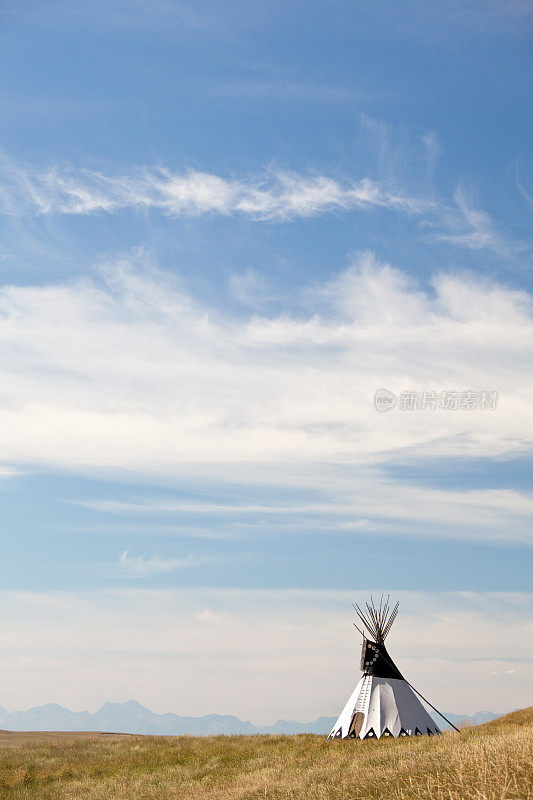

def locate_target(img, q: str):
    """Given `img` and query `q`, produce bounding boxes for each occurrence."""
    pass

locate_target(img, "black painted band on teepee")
[360,639,404,680]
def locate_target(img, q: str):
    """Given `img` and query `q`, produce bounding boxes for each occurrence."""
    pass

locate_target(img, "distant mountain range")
[0,700,502,735]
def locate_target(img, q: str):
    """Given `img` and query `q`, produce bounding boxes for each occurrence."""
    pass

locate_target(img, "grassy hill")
[0,707,531,799]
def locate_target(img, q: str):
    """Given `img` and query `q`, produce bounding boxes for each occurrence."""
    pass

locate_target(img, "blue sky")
[0,0,532,721]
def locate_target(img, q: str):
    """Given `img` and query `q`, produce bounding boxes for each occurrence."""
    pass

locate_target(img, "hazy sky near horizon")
[0,0,532,721]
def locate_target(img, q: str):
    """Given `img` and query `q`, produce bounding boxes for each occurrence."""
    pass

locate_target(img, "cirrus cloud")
[0,251,531,542]
[1,162,430,220]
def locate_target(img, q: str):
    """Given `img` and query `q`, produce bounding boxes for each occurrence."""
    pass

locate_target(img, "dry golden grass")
[0,707,531,800]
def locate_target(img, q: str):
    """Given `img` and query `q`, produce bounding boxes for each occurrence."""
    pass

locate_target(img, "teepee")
[328,597,452,740]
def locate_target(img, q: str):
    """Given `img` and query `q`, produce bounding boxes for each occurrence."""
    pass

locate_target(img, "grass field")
[0,707,531,799]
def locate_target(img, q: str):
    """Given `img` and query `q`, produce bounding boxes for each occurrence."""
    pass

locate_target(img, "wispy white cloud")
[434,186,519,256]
[1,161,430,221]
[195,608,221,624]
[212,78,360,104]
[113,549,237,576]
[117,550,203,576]
[2,156,525,258]
[74,483,533,544]
[0,251,532,547]
[515,159,533,207]
[0,466,21,479]
[0,588,530,721]
[0,252,531,530]
[228,268,273,306]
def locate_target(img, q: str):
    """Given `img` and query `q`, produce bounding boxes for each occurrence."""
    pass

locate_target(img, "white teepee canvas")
[328,598,443,740]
